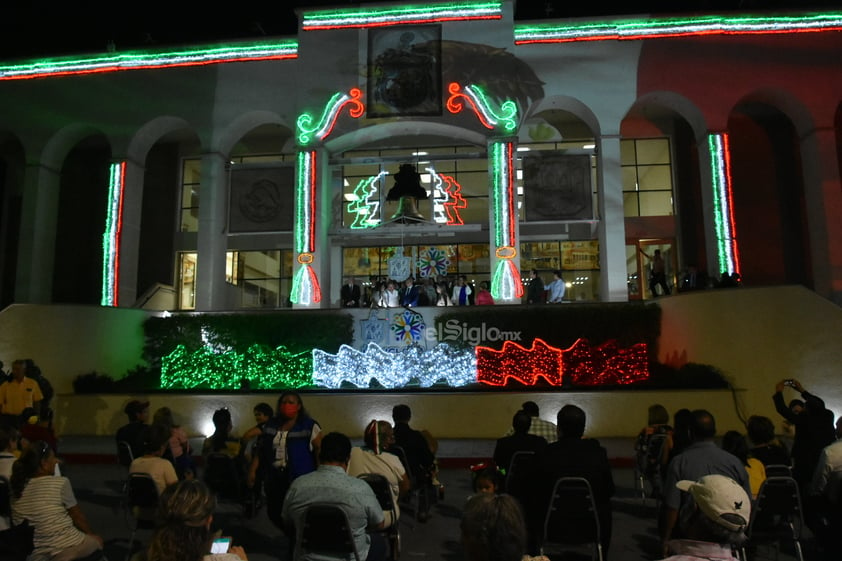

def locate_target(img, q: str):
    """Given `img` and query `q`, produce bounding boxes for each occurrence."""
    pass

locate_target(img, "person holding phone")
[146,479,248,561]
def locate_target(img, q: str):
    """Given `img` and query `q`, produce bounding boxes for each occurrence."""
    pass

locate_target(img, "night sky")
[1,0,835,61]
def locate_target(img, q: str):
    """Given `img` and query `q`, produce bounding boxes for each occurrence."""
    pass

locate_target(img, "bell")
[391,196,425,222]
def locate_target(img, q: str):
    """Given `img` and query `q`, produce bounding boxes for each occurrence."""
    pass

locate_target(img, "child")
[471,464,504,496]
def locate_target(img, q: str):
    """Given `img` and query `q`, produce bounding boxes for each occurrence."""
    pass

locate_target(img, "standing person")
[24,360,53,421]
[146,479,248,561]
[116,399,150,463]
[451,275,472,306]
[341,276,361,308]
[400,277,421,307]
[526,270,544,304]
[380,280,400,308]
[0,359,44,428]
[772,378,835,494]
[545,270,566,303]
[435,282,452,306]
[248,391,322,532]
[474,281,495,305]
[11,441,104,561]
[640,248,671,297]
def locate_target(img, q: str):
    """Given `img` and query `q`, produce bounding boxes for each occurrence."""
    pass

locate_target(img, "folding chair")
[540,476,604,561]
[763,464,792,478]
[390,445,433,522]
[359,472,401,560]
[505,450,536,498]
[117,440,134,493]
[125,472,159,561]
[298,503,361,561]
[203,453,254,517]
[742,475,805,561]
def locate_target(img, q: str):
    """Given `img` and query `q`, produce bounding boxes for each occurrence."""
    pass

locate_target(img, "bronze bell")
[391,196,425,222]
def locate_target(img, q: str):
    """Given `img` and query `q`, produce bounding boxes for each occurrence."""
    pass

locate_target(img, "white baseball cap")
[676,474,751,531]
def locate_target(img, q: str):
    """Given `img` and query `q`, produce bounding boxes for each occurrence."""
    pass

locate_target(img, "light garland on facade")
[291,151,322,304]
[514,12,842,44]
[708,133,741,276]
[0,41,298,81]
[475,337,649,386]
[101,161,125,307]
[348,171,386,229]
[160,343,313,389]
[446,82,518,134]
[312,342,476,388]
[489,140,523,300]
[428,168,467,225]
[301,1,502,30]
[296,87,365,146]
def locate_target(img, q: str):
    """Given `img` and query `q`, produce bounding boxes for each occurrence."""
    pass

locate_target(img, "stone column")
[194,152,228,311]
[596,135,628,302]
[15,162,61,303]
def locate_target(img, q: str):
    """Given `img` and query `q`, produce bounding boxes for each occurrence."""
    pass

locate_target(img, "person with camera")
[773,378,835,494]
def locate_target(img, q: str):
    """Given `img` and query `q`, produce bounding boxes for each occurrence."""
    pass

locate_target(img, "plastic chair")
[125,472,159,561]
[540,476,604,561]
[742,475,805,561]
[298,503,361,561]
[359,472,401,560]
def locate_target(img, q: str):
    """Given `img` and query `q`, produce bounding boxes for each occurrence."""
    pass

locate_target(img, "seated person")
[0,424,20,531]
[116,399,149,462]
[461,493,549,561]
[348,420,410,527]
[390,404,436,486]
[746,414,791,468]
[153,406,196,479]
[202,408,241,459]
[470,465,504,497]
[11,440,104,561]
[130,423,178,495]
[19,407,58,453]
[146,479,248,561]
[493,410,548,478]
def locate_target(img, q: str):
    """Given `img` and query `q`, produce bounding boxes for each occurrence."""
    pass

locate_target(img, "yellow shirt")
[0,377,44,416]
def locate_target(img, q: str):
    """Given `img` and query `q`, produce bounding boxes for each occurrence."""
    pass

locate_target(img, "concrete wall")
[4,285,841,439]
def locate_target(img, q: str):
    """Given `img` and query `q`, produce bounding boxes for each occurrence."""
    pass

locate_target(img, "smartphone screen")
[211,537,231,554]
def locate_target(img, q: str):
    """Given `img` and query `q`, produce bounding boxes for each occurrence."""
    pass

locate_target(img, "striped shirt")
[12,476,86,559]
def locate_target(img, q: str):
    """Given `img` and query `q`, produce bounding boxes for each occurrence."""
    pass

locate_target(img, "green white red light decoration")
[301,1,502,30]
[513,12,842,44]
[428,168,467,225]
[348,171,386,229]
[101,161,125,307]
[296,87,365,146]
[489,140,523,301]
[708,133,741,276]
[0,41,298,81]
[446,82,518,134]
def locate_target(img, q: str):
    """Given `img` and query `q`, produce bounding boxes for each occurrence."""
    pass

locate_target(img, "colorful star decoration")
[391,309,426,345]
[417,247,451,279]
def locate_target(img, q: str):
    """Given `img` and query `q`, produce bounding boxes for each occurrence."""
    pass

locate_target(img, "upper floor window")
[621,138,674,217]
[180,158,201,232]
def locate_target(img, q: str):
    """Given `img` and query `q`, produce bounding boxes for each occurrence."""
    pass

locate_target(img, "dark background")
[2,0,836,61]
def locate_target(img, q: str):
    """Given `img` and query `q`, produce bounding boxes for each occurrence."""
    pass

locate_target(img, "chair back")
[117,440,134,468]
[299,503,361,561]
[542,476,603,560]
[0,475,11,519]
[749,475,804,536]
[506,451,536,495]
[764,464,792,478]
[203,453,246,502]
[389,446,414,481]
[358,472,395,512]
[127,473,159,511]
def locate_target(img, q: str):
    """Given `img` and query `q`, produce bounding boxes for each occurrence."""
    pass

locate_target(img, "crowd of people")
[2,371,842,561]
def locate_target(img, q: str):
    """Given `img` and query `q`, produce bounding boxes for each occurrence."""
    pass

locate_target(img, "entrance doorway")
[626,239,676,300]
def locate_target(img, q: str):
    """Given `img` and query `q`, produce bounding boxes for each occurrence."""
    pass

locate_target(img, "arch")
[325,121,487,154]
[213,110,290,156]
[126,116,196,164]
[626,91,709,141]
[732,87,817,139]
[525,95,601,138]
[40,123,107,171]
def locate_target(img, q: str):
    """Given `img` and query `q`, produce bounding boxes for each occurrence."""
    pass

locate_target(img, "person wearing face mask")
[248,391,322,533]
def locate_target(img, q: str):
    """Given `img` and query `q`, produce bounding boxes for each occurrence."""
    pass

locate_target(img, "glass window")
[177,252,197,310]
[520,240,600,302]
[180,159,201,232]
[224,250,294,308]
[621,138,674,217]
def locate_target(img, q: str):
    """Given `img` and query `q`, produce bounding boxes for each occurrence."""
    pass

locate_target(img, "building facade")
[0,1,840,312]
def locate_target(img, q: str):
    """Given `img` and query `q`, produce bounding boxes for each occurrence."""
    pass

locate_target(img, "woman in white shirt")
[11,440,104,561]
